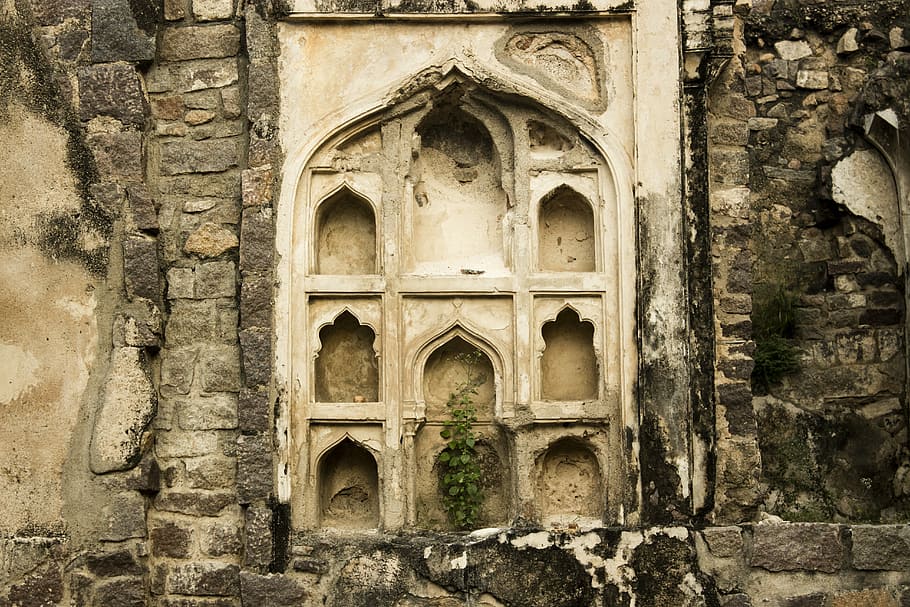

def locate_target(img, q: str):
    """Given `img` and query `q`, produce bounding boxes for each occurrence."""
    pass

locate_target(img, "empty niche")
[410,102,508,270]
[540,308,597,401]
[536,438,603,521]
[315,187,376,274]
[315,311,379,403]
[423,336,495,420]
[318,439,380,529]
[538,186,595,272]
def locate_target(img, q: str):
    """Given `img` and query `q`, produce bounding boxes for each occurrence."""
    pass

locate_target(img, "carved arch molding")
[276,20,642,531]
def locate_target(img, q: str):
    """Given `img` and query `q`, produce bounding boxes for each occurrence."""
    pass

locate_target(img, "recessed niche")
[315,311,378,403]
[536,438,603,521]
[316,187,376,275]
[423,336,495,420]
[415,429,511,529]
[318,439,380,529]
[538,186,595,272]
[410,103,508,270]
[540,308,597,401]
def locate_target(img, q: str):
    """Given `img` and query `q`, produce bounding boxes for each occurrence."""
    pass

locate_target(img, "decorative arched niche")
[536,437,604,522]
[315,311,379,403]
[318,437,380,529]
[422,336,496,422]
[540,307,598,401]
[315,186,377,275]
[537,185,596,272]
[407,92,510,273]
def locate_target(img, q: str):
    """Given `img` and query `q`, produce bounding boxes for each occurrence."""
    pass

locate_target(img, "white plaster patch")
[646,526,690,542]
[0,344,40,404]
[565,532,606,588]
[509,531,552,549]
[601,531,644,604]
[831,149,903,270]
[424,546,433,559]
[450,551,468,570]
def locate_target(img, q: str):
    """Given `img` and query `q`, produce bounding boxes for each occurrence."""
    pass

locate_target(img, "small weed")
[438,351,486,529]
[752,284,800,393]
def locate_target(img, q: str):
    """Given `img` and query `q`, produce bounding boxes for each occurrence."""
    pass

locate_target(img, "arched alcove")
[540,308,598,400]
[315,311,378,403]
[409,100,509,271]
[315,187,377,275]
[536,438,603,521]
[318,438,380,529]
[423,336,495,421]
[538,186,596,272]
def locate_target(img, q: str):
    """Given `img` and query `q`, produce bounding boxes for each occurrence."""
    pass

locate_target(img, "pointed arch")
[536,184,597,272]
[540,307,598,401]
[317,437,380,529]
[535,436,604,522]
[314,310,379,403]
[313,184,377,275]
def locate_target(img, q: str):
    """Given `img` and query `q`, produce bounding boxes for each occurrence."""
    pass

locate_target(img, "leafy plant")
[438,351,486,529]
[752,285,800,393]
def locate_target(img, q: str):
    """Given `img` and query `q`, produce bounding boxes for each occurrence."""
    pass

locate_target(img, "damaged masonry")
[1,0,910,604]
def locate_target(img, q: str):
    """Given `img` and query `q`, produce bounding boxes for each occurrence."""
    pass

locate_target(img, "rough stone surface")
[240,572,306,605]
[750,523,845,572]
[91,0,156,62]
[160,139,241,175]
[237,434,273,503]
[193,0,235,21]
[184,223,239,258]
[852,525,910,570]
[102,492,147,540]
[79,64,147,127]
[122,237,159,301]
[90,347,157,473]
[93,576,146,607]
[160,24,242,61]
[167,562,240,596]
[243,505,273,568]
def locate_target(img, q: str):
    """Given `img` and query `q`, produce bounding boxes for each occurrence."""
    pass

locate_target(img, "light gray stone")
[178,394,238,430]
[90,348,157,473]
[193,0,234,20]
[160,24,241,61]
[167,267,195,299]
[146,58,239,94]
[796,70,829,90]
[774,40,812,61]
[836,28,859,54]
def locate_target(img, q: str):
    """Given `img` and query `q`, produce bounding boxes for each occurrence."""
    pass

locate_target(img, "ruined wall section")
[712,0,910,524]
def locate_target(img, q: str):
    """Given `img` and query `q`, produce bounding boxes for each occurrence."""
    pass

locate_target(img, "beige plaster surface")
[0,105,100,531]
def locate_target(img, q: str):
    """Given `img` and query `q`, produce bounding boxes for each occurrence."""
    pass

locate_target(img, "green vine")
[438,351,486,529]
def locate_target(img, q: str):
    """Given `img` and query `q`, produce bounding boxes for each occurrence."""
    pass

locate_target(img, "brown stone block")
[750,522,844,572]
[154,490,235,516]
[237,433,273,503]
[240,572,306,605]
[200,346,242,393]
[88,131,143,180]
[831,589,898,607]
[160,24,241,61]
[240,208,275,274]
[852,525,910,571]
[78,64,147,127]
[122,236,160,301]
[239,327,271,387]
[150,520,193,558]
[244,505,273,569]
[167,562,240,596]
[160,138,241,176]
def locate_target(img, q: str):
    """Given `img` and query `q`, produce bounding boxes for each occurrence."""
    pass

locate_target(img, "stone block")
[88,131,143,179]
[159,599,237,607]
[151,520,193,558]
[152,95,185,120]
[717,382,755,436]
[126,184,159,232]
[184,89,222,109]
[167,562,240,596]
[78,64,147,127]
[185,222,239,258]
[240,572,306,605]
[102,492,147,540]
[178,394,239,430]
[710,149,750,186]
[160,24,241,61]
[196,261,236,298]
[852,525,910,570]
[193,0,235,20]
[239,327,271,387]
[166,301,217,345]
[200,347,242,392]
[238,388,270,434]
[702,527,743,558]
[185,455,236,489]
[245,5,277,60]
[164,0,186,19]
[710,121,749,146]
[167,267,195,299]
[240,274,273,330]
[122,237,159,301]
[240,207,274,274]
[244,505,273,569]
[186,109,217,125]
[784,594,827,607]
[160,138,241,176]
[160,347,198,394]
[146,58,239,94]
[156,428,222,458]
[222,86,242,119]
[237,434,273,503]
[200,520,243,556]
[90,347,157,473]
[91,0,156,62]
[242,166,274,206]
[154,490,235,516]
[86,549,144,577]
[796,70,829,90]
[720,594,752,607]
[750,523,844,572]
[32,0,90,25]
[248,61,279,119]
[831,589,898,607]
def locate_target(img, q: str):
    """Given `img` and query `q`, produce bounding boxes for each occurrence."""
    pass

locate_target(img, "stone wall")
[0,0,909,605]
